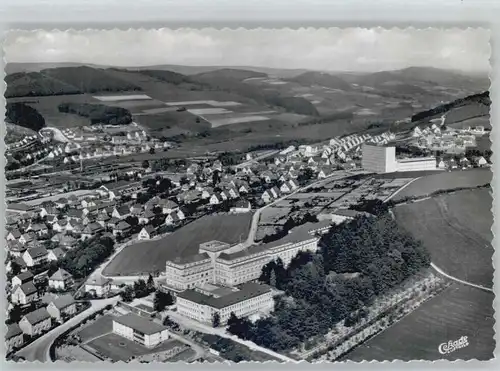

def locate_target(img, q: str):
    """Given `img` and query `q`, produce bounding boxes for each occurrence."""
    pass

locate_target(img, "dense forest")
[58,102,133,126]
[228,214,431,351]
[5,66,141,97]
[5,102,46,131]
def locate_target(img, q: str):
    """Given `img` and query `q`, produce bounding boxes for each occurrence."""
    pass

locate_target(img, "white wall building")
[176,282,274,325]
[361,144,397,173]
[113,313,169,348]
[396,157,437,172]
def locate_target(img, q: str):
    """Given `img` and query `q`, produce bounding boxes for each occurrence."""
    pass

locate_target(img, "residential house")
[12,271,34,288]
[51,234,77,249]
[22,247,49,267]
[47,248,66,262]
[27,223,48,237]
[49,268,74,290]
[7,240,27,257]
[210,193,222,205]
[112,205,131,219]
[280,182,293,194]
[6,229,22,241]
[19,232,36,245]
[165,212,181,226]
[139,210,156,225]
[113,221,132,237]
[261,190,273,204]
[52,220,68,233]
[138,226,156,240]
[19,308,52,336]
[160,199,179,214]
[81,222,104,240]
[270,187,280,199]
[47,295,77,321]
[11,282,38,305]
[6,324,24,352]
[230,200,252,213]
[85,276,111,297]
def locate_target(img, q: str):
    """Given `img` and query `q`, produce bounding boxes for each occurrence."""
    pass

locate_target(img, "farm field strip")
[165,100,242,107]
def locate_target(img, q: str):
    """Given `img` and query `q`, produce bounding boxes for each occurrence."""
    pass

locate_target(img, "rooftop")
[16,282,38,296]
[113,313,168,335]
[169,252,211,266]
[50,268,73,281]
[23,307,51,325]
[177,282,272,310]
[50,294,76,310]
[6,324,23,339]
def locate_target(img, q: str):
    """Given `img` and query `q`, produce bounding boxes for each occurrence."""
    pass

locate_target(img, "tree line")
[227,214,431,351]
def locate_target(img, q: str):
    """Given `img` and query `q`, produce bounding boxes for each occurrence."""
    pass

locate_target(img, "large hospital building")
[361,144,437,173]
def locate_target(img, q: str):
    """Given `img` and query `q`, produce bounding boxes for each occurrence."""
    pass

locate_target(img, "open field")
[76,314,114,343]
[394,188,493,288]
[86,333,184,362]
[345,283,495,361]
[392,168,492,201]
[103,213,253,276]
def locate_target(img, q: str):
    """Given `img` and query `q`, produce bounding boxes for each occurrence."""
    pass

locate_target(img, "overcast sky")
[4,28,490,73]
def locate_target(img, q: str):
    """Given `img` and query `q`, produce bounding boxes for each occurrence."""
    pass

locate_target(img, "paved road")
[16,297,119,362]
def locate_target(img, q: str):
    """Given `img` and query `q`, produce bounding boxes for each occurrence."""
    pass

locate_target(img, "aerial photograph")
[3,28,494,363]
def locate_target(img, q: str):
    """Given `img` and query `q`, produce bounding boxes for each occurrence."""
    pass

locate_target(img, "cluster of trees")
[261,213,319,243]
[153,290,175,311]
[57,236,115,279]
[121,276,156,302]
[58,103,132,126]
[228,215,431,351]
[6,102,46,131]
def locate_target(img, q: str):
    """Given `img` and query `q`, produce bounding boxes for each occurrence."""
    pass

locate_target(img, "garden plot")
[209,115,271,127]
[260,207,293,225]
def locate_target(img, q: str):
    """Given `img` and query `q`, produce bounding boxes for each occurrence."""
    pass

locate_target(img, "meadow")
[103,213,253,276]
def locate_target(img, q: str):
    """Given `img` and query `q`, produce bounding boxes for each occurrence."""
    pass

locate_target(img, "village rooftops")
[7,203,33,212]
[177,282,272,310]
[168,253,211,266]
[6,324,23,340]
[86,276,111,287]
[14,271,34,283]
[113,313,169,335]
[23,307,51,325]
[26,246,49,259]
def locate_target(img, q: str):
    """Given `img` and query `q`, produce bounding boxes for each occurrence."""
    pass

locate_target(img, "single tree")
[142,160,150,169]
[147,274,155,292]
[212,312,221,328]
[121,286,134,302]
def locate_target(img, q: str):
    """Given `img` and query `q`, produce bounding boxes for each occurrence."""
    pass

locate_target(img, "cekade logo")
[438,336,469,355]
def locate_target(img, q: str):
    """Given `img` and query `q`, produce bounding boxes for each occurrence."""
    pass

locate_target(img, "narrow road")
[16,297,119,362]
[430,263,493,293]
[383,177,421,203]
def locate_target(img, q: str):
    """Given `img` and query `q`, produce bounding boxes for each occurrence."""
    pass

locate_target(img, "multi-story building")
[165,253,214,291]
[113,313,169,348]
[6,324,24,352]
[47,295,77,321]
[395,157,437,172]
[165,222,327,290]
[48,268,74,291]
[176,282,274,325]
[361,144,397,173]
[11,282,38,305]
[22,247,49,267]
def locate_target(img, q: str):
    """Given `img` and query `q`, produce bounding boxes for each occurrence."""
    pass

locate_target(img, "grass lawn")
[394,188,493,288]
[76,314,114,343]
[103,212,253,276]
[345,283,495,361]
[392,168,492,201]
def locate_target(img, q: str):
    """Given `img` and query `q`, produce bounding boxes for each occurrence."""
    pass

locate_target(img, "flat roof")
[113,313,168,335]
[397,157,436,163]
[177,282,272,309]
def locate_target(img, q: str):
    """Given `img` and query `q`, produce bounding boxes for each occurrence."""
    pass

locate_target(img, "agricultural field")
[394,188,493,288]
[75,314,114,343]
[392,168,492,201]
[345,283,495,361]
[103,213,253,276]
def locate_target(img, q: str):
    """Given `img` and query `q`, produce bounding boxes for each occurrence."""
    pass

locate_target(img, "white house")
[22,247,49,267]
[49,268,74,291]
[138,226,156,240]
[230,200,252,214]
[85,276,112,297]
[11,282,38,305]
[19,308,52,336]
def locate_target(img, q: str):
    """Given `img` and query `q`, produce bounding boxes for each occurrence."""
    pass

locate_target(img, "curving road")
[16,297,119,362]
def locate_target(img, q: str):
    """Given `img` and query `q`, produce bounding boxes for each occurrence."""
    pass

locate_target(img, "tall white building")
[361,144,397,173]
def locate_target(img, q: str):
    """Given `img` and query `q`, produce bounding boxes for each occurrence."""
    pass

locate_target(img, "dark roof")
[14,271,34,283]
[217,244,269,262]
[6,324,23,339]
[49,247,65,259]
[17,282,37,296]
[177,283,272,310]
[50,294,76,310]
[7,203,33,212]
[26,246,48,259]
[23,308,51,325]
[113,313,168,335]
[115,221,131,230]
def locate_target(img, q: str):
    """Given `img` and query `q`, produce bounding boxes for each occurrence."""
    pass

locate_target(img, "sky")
[4,28,491,73]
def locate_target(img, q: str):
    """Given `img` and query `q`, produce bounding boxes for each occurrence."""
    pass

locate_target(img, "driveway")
[16,297,119,362]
